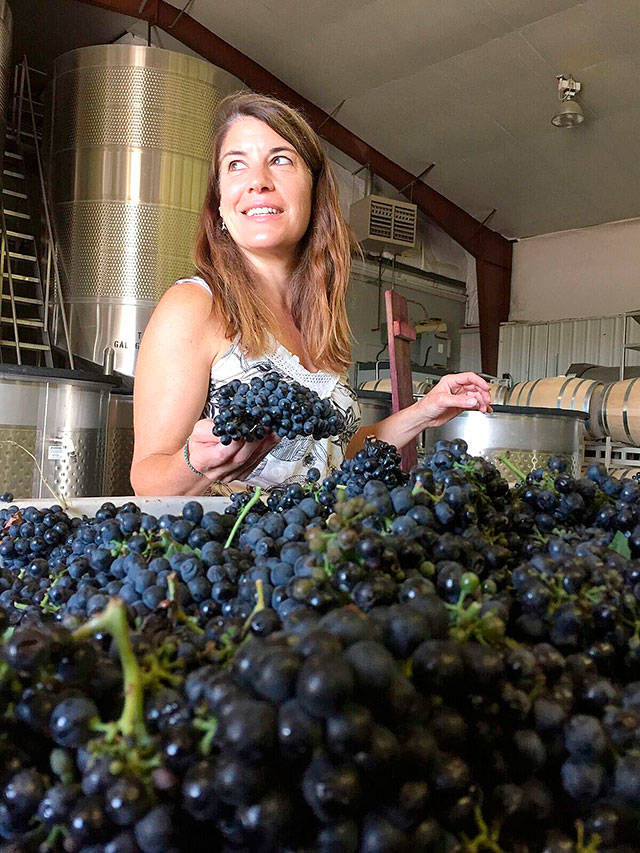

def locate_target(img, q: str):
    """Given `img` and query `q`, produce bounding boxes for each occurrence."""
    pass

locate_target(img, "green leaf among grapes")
[609,530,631,559]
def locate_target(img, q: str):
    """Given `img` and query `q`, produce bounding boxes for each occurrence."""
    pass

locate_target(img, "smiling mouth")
[243,206,283,216]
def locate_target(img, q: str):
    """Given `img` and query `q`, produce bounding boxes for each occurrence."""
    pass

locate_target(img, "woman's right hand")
[187,418,280,483]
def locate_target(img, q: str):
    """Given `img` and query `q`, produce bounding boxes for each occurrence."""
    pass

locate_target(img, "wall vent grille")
[350,194,417,250]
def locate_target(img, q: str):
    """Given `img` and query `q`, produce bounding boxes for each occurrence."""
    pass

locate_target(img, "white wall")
[327,150,468,284]
[347,260,466,378]
[510,217,640,323]
[459,327,482,373]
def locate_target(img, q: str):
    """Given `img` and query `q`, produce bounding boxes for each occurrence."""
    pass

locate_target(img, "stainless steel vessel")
[422,405,587,482]
[103,392,134,496]
[50,45,231,375]
[357,390,393,425]
[0,365,112,499]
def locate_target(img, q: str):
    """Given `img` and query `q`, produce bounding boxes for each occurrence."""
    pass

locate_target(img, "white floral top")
[175,277,360,489]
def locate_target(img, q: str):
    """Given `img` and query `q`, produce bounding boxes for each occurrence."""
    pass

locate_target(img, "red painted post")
[385,289,418,472]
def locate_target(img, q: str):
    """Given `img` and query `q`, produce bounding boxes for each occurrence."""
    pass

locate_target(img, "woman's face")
[217,116,313,262]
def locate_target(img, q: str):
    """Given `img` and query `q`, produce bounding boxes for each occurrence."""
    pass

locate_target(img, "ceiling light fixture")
[551,74,584,127]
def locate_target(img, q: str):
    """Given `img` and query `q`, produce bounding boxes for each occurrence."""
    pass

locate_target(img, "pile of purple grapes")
[1,440,640,850]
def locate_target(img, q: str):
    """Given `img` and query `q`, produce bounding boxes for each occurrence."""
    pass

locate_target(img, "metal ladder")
[0,59,73,367]
[0,135,53,364]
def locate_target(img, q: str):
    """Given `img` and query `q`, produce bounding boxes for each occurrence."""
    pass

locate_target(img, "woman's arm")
[347,372,491,456]
[131,282,277,495]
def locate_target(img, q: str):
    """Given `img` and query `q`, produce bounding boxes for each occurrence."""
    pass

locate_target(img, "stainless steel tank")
[357,390,393,425]
[0,0,12,171]
[103,391,134,497]
[0,365,112,499]
[422,405,587,483]
[50,45,230,375]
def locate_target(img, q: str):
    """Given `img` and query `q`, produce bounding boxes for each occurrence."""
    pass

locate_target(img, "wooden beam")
[77,0,511,265]
[476,258,511,376]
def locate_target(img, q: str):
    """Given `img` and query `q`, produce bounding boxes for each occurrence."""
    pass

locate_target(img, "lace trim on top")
[176,276,336,389]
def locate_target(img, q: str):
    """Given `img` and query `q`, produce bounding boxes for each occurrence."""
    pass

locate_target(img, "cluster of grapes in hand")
[211,373,345,444]
[4,439,640,848]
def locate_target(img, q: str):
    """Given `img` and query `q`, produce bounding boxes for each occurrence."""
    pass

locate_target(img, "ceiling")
[12,0,640,239]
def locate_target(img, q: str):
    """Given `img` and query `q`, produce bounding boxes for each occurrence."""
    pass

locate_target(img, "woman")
[131,93,490,496]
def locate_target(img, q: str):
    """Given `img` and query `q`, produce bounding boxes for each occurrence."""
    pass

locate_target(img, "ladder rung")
[1,317,44,328]
[4,209,30,220]
[4,151,23,161]
[7,230,34,240]
[8,251,37,261]
[2,188,27,199]
[6,130,42,141]
[3,169,24,180]
[3,272,39,283]
[1,293,42,304]
[0,340,49,350]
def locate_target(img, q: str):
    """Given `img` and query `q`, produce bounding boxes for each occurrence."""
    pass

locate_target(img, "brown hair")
[193,92,356,374]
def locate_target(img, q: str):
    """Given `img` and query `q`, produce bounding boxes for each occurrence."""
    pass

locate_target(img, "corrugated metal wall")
[497,315,640,382]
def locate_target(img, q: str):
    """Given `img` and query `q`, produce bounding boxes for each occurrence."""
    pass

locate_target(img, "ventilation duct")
[350,194,417,252]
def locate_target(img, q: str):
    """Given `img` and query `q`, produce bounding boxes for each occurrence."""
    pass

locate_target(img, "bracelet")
[184,437,204,477]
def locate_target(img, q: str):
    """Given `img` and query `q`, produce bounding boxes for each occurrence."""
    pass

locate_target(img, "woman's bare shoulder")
[147,280,228,349]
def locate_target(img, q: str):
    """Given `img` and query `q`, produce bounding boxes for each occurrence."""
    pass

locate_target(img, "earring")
[221,219,227,232]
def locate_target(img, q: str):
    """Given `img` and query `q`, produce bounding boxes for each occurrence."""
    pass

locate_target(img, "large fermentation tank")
[0,366,112,499]
[103,391,134,496]
[50,45,227,375]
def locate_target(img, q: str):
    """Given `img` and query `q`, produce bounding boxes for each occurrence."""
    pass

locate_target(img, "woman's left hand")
[415,372,492,429]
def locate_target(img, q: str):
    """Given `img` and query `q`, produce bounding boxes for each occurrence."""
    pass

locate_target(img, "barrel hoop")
[573,379,596,434]
[601,382,614,436]
[559,376,572,409]
[525,378,542,407]
[622,378,638,443]
[519,382,530,406]
[570,378,591,413]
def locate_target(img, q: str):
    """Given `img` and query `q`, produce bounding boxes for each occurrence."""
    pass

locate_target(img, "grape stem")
[411,483,439,501]
[575,821,601,853]
[72,598,147,741]
[461,806,505,852]
[165,572,205,635]
[242,578,266,635]
[224,487,262,549]
[193,714,218,755]
[42,824,69,850]
[497,453,527,482]
[0,440,69,509]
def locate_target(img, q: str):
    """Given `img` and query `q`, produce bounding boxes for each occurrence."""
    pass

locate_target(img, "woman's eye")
[228,160,246,171]
[272,155,293,166]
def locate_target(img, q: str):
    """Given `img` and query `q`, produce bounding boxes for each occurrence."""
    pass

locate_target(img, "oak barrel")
[488,382,509,405]
[360,378,433,395]
[506,376,604,439]
[608,467,640,480]
[600,378,640,446]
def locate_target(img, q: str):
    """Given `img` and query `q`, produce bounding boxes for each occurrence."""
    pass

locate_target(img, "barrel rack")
[583,438,640,478]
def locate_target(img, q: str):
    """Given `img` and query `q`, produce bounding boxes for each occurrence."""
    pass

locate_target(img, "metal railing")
[12,57,74,369]
[0,206,20,362]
